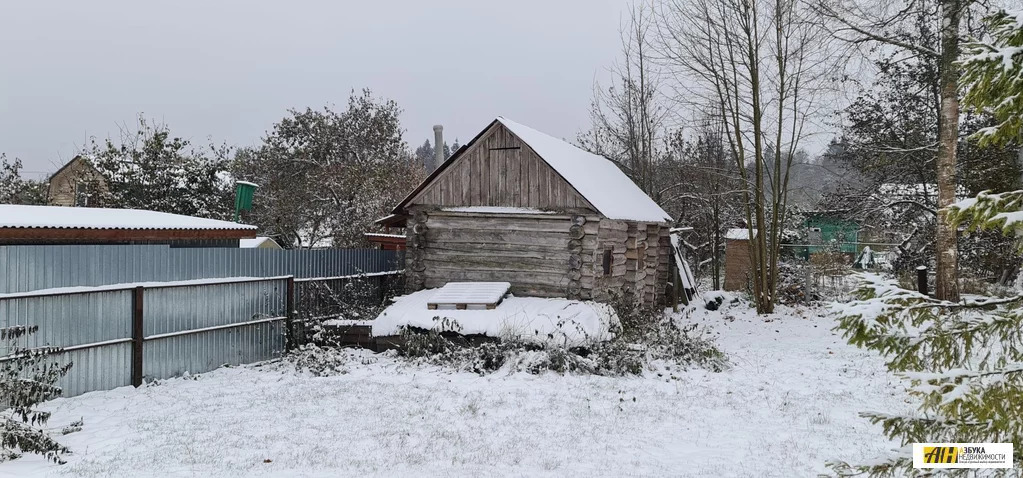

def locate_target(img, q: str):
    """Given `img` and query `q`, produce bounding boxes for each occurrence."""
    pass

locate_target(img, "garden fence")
[0,270,405,397]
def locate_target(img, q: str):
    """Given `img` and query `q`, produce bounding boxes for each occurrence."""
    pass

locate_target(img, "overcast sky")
[0,1,628,178]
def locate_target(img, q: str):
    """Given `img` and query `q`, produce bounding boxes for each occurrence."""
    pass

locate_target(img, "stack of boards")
[427,281,511,310]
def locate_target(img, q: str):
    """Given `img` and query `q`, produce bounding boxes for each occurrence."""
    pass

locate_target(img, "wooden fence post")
[676,267,689,307]
[285,276,296,352]
[131,286,144,388]
[917,266,929,296]
[669,257,680,312]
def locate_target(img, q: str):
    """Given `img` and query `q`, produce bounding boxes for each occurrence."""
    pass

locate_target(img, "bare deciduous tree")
[579,4,670,197]
[654,0,831,313]
[661,119,744,289]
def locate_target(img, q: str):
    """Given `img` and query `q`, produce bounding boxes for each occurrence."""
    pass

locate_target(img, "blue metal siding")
[0,245,402,293]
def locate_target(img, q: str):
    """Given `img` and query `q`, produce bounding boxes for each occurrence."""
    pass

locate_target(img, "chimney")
[433,124,444,173]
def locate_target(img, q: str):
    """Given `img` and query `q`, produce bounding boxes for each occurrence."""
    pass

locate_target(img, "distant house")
[804,212,859,255]
[0,205,257,247]
[239,237,282,249]
[381,117,673,306]
[47,156,109,207]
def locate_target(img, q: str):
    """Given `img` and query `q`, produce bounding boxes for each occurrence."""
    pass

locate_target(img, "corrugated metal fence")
[0,277,289,397]
[0,246,406,397]
[1,272,405,397]
[0,245,402,293]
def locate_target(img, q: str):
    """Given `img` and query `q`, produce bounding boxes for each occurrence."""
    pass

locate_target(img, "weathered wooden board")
[423,276,571,298]
[426,241,576,254]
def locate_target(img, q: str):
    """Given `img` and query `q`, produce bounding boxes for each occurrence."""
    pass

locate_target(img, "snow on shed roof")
[0,205,257,231]
[496,117,671,223]
[725,228,757,240]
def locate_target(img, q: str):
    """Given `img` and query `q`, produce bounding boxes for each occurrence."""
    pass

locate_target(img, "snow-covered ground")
[1,301,913,478]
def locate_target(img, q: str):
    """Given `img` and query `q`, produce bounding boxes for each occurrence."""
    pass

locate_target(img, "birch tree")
[654,0,830,313]
[815,0,973,301]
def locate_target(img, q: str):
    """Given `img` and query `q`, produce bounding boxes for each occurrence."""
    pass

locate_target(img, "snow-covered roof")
[364,233,406,239]
[239,237,280,248]
[0,205,256,231]
[497,117,671,223]
[725,228,757,240]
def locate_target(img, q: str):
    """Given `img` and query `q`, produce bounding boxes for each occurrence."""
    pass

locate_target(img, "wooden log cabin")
[379,117,674,306]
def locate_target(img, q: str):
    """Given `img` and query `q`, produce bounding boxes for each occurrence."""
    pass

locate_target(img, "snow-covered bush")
[287,344,350,377]
[1,325,75,464]
[830,275,1023,476]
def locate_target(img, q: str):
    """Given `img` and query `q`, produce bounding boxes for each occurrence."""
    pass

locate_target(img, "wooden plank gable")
[406,122,596,212]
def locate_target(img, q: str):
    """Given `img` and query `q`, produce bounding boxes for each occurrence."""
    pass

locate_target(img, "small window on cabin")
[602,249,613,276]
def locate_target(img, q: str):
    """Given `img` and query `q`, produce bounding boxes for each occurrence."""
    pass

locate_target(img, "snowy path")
[2,304,911,477]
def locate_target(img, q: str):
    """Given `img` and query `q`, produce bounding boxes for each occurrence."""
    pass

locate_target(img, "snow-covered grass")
[1,301,913,478]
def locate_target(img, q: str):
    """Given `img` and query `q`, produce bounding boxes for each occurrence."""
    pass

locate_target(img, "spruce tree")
[829,189,1023,476]
[961,10,1023,147]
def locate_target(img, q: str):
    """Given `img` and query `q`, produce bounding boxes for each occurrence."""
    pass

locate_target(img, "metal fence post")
[285,276,295,353]
[131,286,144,387]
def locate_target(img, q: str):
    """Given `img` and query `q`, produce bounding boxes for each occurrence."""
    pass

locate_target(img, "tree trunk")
[712,188,721,290]
[935,0,960,302]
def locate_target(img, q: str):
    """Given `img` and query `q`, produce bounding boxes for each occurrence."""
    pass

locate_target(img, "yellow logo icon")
[923,446,960,464]
[915,443,1012,468]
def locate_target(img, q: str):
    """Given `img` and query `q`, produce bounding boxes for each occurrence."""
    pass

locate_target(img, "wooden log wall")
[592,220,627,302]
[405,209,429,292]
[409,209,600,298]
[591,220,669,306]
[657,227,672,303]
[405,208,670,306]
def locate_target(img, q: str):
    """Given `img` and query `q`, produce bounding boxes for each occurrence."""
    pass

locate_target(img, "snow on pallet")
[427,282,511,310]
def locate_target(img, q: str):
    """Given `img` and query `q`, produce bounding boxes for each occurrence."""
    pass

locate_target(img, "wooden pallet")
[426,281,511,310]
